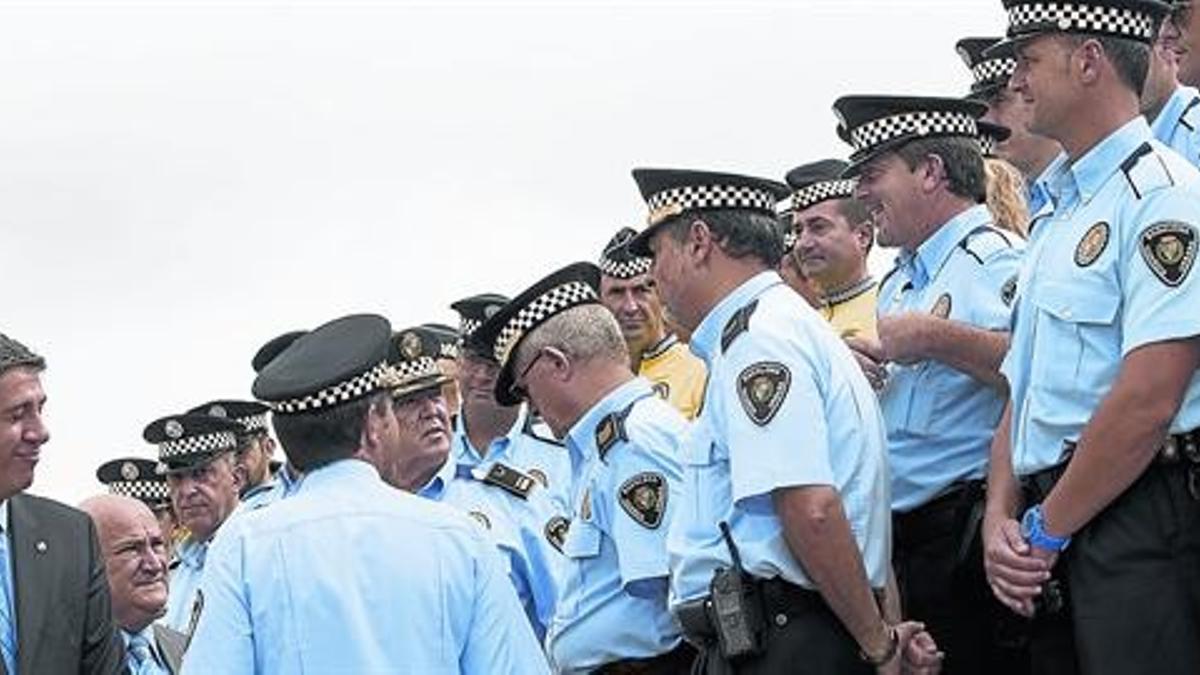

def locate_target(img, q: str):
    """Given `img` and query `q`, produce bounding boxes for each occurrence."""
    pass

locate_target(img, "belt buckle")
[1162,435,1180,463]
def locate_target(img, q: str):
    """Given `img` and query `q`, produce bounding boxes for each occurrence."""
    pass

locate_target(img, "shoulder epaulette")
[481,462,535,500]
[959,225,1013,265]
[168,557,181,571]
[1179,96,1200,132]
[1121,142,1174,199]
[720,299,759,353]
[878,262,902,294]
[595,393,654,461]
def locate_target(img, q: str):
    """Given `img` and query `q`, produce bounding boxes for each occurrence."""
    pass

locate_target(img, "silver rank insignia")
[1001,275,1018,307]
[618,472,667,529]
[1075,221,1109,267]
[931,293,952,319]
[736,362,791,426]
[1140,221,1197,287]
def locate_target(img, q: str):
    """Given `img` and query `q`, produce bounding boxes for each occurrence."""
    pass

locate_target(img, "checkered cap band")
[109,480,170,502]
[646,184,778,226]
[459,316,482,339]
[979,135,998,157]
[972,58,1017,86]
[158,431,238,461]
[1007,2,1158,41]
[267,361,398,414]
[394,355,441,384]
[236,414,269,433]
[598,256,652,279]
[791,179,858,212]
[438,341,459,359]
[494,281,597,365]
[849,110,978,155]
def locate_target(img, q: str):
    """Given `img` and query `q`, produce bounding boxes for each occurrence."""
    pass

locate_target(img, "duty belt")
[1063,428,1200,499]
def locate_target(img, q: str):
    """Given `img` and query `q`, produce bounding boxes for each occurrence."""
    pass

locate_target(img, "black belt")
[675,578,846,644]
[1063,428,1200,466]
[591,642,696,675]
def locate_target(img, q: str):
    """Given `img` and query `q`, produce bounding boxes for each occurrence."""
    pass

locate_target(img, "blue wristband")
[1020,504,1071,552]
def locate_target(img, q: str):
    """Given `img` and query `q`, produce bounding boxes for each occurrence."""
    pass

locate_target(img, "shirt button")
[774,613,788,627]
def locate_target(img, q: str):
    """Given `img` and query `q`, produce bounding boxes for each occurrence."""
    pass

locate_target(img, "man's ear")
[687,217,716,263]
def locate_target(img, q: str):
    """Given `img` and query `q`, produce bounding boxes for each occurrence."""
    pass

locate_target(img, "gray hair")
[0,333,45,377]
[517,304,629,370]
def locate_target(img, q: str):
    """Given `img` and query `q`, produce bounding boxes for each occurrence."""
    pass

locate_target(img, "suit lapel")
[153,623,188,675]
[8,495,47,674]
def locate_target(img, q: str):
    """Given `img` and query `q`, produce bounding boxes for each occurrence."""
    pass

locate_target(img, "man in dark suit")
[0,332,125,675]
[81,493,187,674]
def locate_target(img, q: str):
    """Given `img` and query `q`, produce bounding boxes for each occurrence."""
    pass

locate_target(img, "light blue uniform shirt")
[419,445,564,642]
[877,204,1023,511]
[1027,157,1062,219]
[235,466,303,515]
[1002,117,1200,476]
[548,377,686,674]
[164,537,207,632]
[181,458,548,675]
[452,406,574,515]
[668,271,891,607]
[1150,85,1200,167]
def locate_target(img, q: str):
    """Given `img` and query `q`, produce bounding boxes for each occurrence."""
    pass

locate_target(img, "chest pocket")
[1028,275,1121,396]
[561,516,601,559]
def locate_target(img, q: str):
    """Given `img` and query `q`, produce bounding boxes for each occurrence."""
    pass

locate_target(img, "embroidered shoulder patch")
[1075,221,1109,267]
[618,472,667,528]
[651,381,670,400]
[931,293,952,318]
[544,516,569,553]
[1001,275,1018,307]
[482,463,534,500]
[736,362,791,426]
[1140,221,1198,287]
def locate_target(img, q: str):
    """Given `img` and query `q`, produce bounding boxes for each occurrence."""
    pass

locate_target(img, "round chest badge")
[1075,221,1110,267]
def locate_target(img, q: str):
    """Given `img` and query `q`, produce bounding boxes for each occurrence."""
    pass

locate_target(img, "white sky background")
[2,0,1006,504]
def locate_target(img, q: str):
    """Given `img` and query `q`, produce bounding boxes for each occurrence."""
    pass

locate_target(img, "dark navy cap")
[143,413,243,474]
[833,95,988,176]
[96,457,170,508]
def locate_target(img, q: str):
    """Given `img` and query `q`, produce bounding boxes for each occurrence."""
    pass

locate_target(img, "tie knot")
[129,633,153,663]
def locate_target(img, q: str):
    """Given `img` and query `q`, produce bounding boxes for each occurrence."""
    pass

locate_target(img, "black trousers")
[686,581,872,675]
[1024,461,1200,675]
[893,482,1031,675]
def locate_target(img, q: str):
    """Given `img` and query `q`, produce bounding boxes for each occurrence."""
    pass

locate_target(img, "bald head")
[80,494,169,632]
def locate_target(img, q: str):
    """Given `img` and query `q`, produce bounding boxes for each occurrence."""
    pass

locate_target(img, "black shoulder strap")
[596,392,654,462]
[720,299,759,354]
[481,462,535,500]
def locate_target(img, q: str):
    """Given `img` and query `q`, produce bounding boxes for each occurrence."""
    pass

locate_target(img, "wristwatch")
[1020,504,1071,552]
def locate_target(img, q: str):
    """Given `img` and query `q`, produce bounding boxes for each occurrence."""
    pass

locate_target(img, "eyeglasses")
[508,348,548,401]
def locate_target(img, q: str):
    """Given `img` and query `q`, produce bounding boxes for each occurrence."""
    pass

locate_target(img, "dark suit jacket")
[8,493,125,675]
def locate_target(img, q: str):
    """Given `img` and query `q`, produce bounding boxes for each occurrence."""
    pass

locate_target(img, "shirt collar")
[640,333,679,362]
[418,452,458,500]
[565,377,654,463]
[1055,116,1152,206]
[690,271,782,365]
[1151,85,1199,139]
[902,203,992,289]
[453,406,526,465]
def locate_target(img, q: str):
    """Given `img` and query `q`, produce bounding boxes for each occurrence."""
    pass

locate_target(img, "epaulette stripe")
[720,299,759,353]
[481,462,534,500]
[1120,142,1155,199]
[1181,97,1200,132]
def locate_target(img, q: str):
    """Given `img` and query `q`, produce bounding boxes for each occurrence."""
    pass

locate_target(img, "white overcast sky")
[3,0,1007,504]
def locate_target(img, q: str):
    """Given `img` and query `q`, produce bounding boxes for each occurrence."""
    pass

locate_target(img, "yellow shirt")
[818,277,878,340]
[638,335,707,421]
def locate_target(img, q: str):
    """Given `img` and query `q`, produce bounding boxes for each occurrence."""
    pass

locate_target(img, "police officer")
[835,95,1024,674]
[182,314,547,674]
[96,456,179,562]
[785,159,879,340]
[984,2,1200,673]
[624,169,930,673]
[387,323,563,641]
[1143,1,1200,164]
[475,262,692,674]
[143,413,244,633]
[956,36,1064,216]
[597,227,708,420]
[450,293,574,513]
[185,400,282,509]
[420,321,465,417]
[249,331,308,497]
